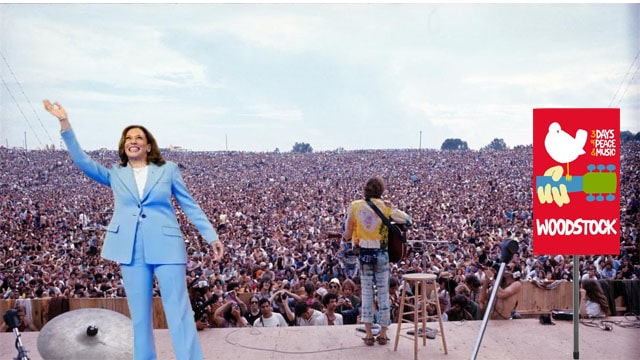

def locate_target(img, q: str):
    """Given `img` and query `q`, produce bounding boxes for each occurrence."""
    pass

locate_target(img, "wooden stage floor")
[1,316,638,359]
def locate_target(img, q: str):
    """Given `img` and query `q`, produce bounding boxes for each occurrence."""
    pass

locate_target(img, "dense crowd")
[1,139,638,327]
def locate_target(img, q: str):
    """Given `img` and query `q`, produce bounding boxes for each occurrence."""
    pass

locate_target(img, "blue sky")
[0,3,638,151]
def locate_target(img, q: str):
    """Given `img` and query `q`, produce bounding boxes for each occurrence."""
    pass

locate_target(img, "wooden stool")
[393,273,447,359]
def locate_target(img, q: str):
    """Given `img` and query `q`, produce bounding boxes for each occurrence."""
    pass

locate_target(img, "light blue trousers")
[360,250,391,327]
[120,231,203,360]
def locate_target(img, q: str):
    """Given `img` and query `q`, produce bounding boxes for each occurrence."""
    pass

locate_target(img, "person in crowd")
[1,115,638,335]
[189,281,215,330]
[253,297,288,327]
[222,282,247,315]
[343,176,412,346]
[43,99,224,360]
[480,264,522,320]
[581,265,600,281]
[579,279,610,318]
[0,305,38,332]
[437,271,456,313]
[318,293,344,325]
[270,288,297,325]
[294,300,325,326]
[464,274,483,305]
[444,294,474,321]
[243,295,262,326]
[301,281,318,306]
[255,276,274,300]
[339,278,362,310]
[327,278,342,295]
[600,262,616,280]
[455,283,482,320]
[389,276,401,323]
[213,299,249,327]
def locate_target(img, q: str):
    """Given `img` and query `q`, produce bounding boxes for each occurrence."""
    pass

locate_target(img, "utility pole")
[419,130,422,150]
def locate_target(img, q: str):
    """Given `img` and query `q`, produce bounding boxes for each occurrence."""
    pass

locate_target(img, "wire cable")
[0,73,44,148]
[0,50,56,146]
[608,49,640,108]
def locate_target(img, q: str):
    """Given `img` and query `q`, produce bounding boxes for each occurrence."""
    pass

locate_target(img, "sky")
[0,3,638,152]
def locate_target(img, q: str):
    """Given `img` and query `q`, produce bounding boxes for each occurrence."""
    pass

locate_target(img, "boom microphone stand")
[3,309,31,360]
[470,239,519,360]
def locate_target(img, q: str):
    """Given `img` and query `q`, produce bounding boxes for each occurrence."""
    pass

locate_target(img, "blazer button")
[141,214,147,219]
[138,204,141,208]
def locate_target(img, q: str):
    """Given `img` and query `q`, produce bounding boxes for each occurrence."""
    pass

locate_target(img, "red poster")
[533,108,620,255]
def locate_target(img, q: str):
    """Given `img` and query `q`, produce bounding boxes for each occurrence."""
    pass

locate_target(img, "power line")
[613,59,640,109]
[0,50,56,146]
[609,49,640,108]
[0,74,44,148]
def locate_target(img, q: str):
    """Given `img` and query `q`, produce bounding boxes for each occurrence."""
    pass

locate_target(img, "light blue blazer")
[61,128,218,265]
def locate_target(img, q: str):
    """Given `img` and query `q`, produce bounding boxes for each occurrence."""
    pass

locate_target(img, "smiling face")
[123,127,151,164]
[118,125,164,167]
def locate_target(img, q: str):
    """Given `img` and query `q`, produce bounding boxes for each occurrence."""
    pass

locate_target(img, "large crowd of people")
[1,139,639,329]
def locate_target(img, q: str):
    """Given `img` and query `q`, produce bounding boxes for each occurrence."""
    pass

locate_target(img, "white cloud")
[4,14,209,90]
[239,104,303,123]
[1,3,638,151]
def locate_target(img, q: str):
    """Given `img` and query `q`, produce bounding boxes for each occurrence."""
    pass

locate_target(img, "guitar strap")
[365,198,400,238]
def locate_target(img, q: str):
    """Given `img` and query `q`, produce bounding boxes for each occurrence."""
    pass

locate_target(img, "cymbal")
[37,308,133,360]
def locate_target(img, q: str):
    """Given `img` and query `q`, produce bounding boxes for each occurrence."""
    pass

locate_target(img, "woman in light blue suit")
[44,100,224,360]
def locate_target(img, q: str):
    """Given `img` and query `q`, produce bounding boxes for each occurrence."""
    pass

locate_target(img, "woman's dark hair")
[304,281,315,295]
[226,281,239,292]
[364,176,385,199]
[581,279,610,315]
[118,125,166,167]
[258,277,272,291]
[223,302,240,324]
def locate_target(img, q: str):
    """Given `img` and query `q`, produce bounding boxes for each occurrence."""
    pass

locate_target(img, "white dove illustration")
[544,122,587,181]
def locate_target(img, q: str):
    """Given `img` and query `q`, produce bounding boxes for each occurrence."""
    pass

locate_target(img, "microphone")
[500,239,519,264]
[3,309,20,330]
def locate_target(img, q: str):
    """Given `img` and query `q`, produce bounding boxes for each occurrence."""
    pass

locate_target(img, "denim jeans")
[360,249,391,327]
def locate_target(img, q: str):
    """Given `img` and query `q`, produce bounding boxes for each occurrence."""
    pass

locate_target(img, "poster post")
[573,255,579,359]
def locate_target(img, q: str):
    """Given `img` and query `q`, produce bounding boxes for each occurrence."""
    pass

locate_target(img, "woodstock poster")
[533,108,620,255]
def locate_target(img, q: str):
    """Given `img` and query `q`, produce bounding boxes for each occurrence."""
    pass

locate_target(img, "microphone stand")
[470,262,507,360]
[470,239,518,360]
[3,309,30,360]
[12,327,30,360]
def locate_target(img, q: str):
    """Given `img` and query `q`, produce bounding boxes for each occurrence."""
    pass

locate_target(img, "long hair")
[364,176,385,199]
[223,303,241,325]
[582,279,610,315]
[118,125,166,167]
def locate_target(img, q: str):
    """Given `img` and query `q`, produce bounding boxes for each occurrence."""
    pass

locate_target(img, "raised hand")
[210,240,225,261]
[43,99,68,120]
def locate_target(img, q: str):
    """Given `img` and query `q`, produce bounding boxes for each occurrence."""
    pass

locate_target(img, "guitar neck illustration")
[535,164,617,202]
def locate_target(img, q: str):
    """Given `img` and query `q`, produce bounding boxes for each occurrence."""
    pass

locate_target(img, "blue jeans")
[360,250,391,327]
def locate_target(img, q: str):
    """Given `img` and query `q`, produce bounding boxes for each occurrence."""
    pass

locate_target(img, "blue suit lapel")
[114,165,140,201]
[142,164,165,202]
